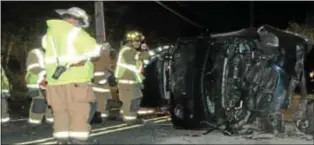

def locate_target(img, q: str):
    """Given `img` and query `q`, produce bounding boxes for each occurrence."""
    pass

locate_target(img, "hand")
[141,43,149,51]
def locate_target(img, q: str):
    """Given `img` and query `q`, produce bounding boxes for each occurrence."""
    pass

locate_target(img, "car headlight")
[310,71,314,78]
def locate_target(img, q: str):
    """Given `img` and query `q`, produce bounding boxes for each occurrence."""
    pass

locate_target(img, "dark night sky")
[1,1,314,90]
[2,1,314,42]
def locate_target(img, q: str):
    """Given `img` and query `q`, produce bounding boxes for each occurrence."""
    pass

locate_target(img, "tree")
[287,21,314,43]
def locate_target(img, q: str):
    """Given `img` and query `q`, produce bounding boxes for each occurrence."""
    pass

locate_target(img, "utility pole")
[94,1,106,43]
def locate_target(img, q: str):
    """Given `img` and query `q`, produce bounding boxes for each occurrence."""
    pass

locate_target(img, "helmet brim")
[55,9,68,16]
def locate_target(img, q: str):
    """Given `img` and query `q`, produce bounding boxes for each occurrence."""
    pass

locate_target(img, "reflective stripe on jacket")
[93,49,112,88]
[114,45,170,84]
[114,46,145,84]
[42,19,101,85]
[25,48,45,88]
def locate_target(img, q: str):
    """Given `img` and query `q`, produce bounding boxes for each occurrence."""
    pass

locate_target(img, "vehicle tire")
[199,40,235,127]
[170,92,204,130]
[199,45,221,124]
[141,61,163,108]
[199,39,246,126]
[168,38,208,129]
[156,59,171,102]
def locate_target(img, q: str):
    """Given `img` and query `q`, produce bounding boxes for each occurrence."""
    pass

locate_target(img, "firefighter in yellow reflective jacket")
[1,56,10,123]
[114,31,169,124]
[25,48,53,125]
[91,43,122,123]
[42,7,100,144]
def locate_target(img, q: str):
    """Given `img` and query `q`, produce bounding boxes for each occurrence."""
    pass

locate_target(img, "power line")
[154,1,205,29]
[175,2,206,19]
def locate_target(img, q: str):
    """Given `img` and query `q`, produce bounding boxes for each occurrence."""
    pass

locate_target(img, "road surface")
[2,115,313,144]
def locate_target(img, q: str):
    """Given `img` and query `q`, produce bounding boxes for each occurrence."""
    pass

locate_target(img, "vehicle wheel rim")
[163,62,170,100]
[200,48,222,118]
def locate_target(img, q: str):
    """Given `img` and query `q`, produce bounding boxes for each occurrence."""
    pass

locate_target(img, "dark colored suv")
[161,26,313,134]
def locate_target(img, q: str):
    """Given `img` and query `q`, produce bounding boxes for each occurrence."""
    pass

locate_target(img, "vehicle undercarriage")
[152,25,313,139]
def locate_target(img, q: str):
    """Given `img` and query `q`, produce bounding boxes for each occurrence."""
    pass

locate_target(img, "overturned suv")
[158,25,313,136]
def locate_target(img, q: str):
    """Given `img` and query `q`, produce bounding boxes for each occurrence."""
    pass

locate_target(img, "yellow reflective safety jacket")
[114,45,168,84]
[42,19,101,85]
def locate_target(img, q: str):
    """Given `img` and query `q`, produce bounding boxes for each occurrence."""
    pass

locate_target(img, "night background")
[2,2,314,144]
[1,1,314,99]
[2,1,314,47]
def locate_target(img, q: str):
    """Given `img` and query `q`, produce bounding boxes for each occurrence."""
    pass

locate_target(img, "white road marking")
[42,118,170,145]
[14,116,170,145]
[9,118,27,122]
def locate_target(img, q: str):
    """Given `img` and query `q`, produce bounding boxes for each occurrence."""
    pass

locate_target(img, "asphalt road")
[2,115,313,145]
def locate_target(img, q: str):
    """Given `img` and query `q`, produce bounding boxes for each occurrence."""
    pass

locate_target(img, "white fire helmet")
[55,7,89,28]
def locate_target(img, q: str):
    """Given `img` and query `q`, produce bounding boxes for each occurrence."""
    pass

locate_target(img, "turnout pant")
[46,83,95,141]
[93,84,112,118]
[1,95,10,123]
[93,84,121,118]
[118,83,142,121]
[28,89,53,124]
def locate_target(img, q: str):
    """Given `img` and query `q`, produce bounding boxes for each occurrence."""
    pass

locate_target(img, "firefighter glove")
[107,75,117,86]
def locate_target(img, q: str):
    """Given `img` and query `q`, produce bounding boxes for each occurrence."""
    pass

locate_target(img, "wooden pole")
[94,1,106,43]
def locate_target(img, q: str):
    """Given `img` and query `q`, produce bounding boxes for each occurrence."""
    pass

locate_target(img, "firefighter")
[114,31,169,124]
[91,43,121,123]
[25,48,53,125]
[1,56,10,123]
[42,7,100,144]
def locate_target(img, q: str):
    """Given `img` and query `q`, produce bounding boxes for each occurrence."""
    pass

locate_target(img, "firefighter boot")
[90,112,103,124]
[106,100,123,120]
[107,109,121,120]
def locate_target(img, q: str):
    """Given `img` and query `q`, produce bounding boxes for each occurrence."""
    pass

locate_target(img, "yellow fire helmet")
[125,31,145,41]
